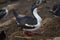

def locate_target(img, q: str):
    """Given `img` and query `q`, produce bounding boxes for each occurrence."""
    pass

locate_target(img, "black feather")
[0,31,6,40]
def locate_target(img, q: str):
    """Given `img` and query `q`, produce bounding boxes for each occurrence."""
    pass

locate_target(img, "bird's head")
[0,8,8,20]
[31,3,36,14]
[34,0,47,5]
[31,0,47,13]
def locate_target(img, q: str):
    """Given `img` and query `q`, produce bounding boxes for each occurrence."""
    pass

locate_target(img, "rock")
[0,0,7,4]
[6,2,20,11]
[53,37,60,40]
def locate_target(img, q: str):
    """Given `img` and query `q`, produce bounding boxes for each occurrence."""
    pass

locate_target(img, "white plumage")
[24,8,42,31]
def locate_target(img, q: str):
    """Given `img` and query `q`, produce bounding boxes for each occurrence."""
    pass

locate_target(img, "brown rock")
[0,0,7,3]
[53,37,60,40]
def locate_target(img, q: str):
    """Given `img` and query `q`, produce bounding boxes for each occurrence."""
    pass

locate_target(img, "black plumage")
[0,30,6,40]
[50,4,60,16]
[0,9,8,20]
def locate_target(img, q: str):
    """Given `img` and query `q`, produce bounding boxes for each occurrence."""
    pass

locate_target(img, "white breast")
[24,8,42,31]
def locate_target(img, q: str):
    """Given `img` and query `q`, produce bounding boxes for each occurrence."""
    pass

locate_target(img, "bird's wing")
[16,16,37,25]
[23,16,37,25]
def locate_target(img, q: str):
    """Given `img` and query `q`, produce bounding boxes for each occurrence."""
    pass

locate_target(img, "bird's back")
[16,16,37,25]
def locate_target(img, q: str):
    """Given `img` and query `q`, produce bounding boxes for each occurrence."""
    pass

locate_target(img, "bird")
[0,0,42,39]
[34,0,46,4]
[49,4,60,16]
[0,30,6,40]
[0,8,8,20]
[12,1,42,37]
[13,4,42,31]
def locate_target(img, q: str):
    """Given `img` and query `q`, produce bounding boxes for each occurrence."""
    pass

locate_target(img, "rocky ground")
[0,0,60,40]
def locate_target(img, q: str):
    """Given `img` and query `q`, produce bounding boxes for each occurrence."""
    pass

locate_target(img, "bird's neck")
[13,11,19,19]
[33,8,42,22]
[25,8,42,29]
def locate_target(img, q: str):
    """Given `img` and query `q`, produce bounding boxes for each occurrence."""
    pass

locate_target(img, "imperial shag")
[0,0,43,39]
[49,4,60,16]
[12,2,42,32]
[0,8,8,20]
